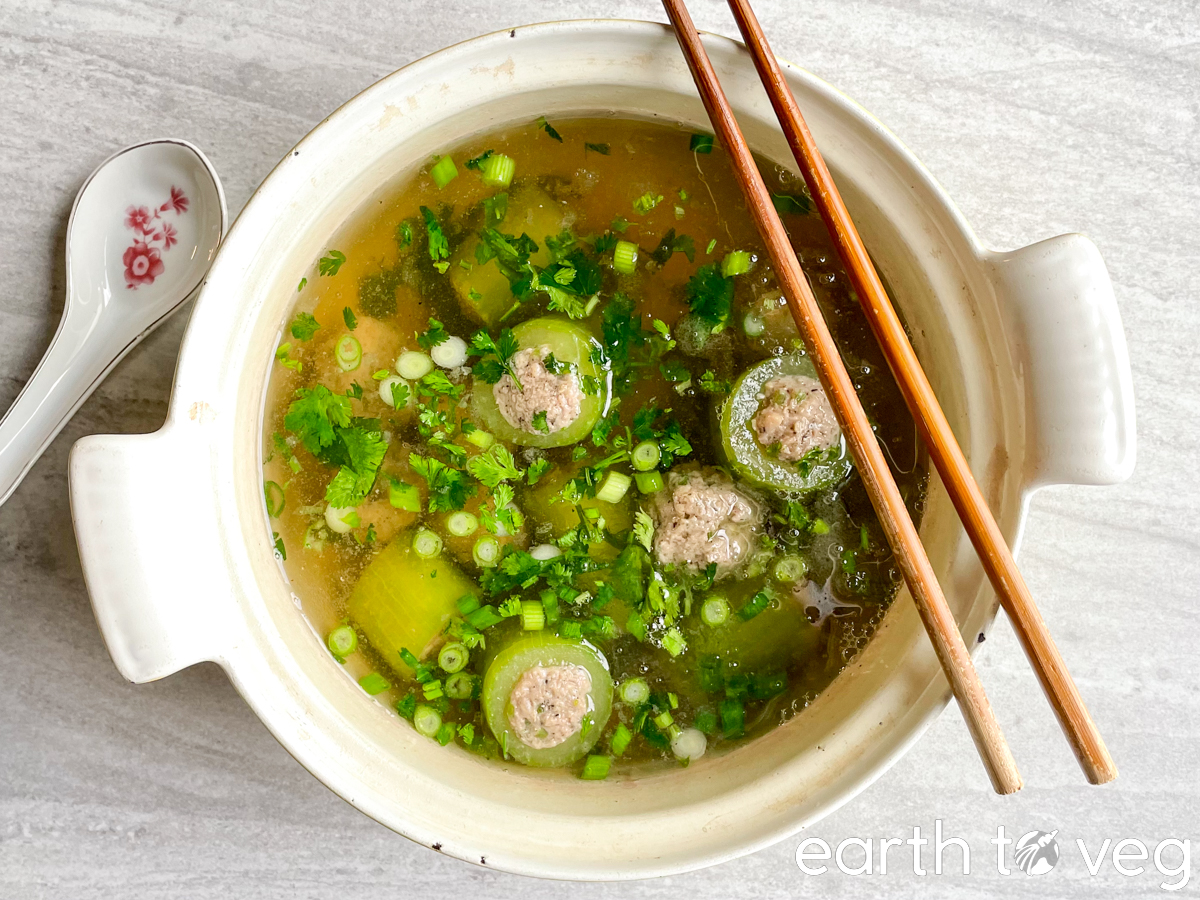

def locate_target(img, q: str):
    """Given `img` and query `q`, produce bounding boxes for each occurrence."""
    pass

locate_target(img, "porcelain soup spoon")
[0,139,226,506]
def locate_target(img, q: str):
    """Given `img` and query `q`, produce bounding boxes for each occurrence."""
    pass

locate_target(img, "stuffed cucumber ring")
[471,316,609,449]
[720,353,852,494]
[482,633,613,767]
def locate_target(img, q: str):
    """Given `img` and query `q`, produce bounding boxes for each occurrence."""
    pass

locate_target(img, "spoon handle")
[0,293,182,506]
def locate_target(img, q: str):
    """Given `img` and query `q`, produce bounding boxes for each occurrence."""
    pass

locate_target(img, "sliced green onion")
[358,672,390,695]
[596,470,631,504]
[335,334,362,372]
[634,471,664,494]
[413,705,442,738]
[431,335,468,368]
[541,589,560,625]
[388,478,420,512]
[653,709,674,730]
[422,680,444,700]
[721,250,753,277]
[610,723,633,757]
[743,312,765,336]
[670,727,707,762]
[700,596,730,627]
[325,504,358,534]
[430,154,458,189]
[466,428,495,450]
[520,599,545,631]
[619,678,650,705]
[378,375,410,409]
[480,153,515,187]
[720,698,745,738]
[613,240,638,274]
[860,524,870,551]
[739,590,771,621]
[445,672,476,700]
[579,755,612,780]
[327,625,358,659]
[437,642,469,674]
[412,528,443,559]
[446,511,479,537]
[630,441,661,472]
[457,593,481,614]
[263,480,285,517]
[396,350,433,380]
[773,555,808,583]
[693,707,718,735]
[472,535,500,567]
[529,543,562,561]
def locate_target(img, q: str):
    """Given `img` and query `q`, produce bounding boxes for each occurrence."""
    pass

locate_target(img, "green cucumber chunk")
[482,633,614,767]
[471,316,609,449]
[450,186,566,326]
[719,353,852,493]
[348,533,478,674]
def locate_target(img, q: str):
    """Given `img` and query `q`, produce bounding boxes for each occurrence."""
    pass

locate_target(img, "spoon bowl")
[0,139,226,505]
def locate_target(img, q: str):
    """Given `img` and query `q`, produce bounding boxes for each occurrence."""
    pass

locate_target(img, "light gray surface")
[1,1,1196,897]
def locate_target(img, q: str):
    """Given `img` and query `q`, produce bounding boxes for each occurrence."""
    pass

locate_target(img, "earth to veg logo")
[1014,830,1060,875]
[795,820,1191,891]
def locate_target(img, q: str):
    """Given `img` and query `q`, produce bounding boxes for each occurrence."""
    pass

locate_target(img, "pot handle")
[68,426,238,682]
[984,233,1136,489]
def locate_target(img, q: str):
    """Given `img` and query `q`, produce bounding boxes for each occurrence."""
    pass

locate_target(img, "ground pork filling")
[507,664,593,750]
[493,346,583,435]
[753,375,840,462]
[651,470,761,577]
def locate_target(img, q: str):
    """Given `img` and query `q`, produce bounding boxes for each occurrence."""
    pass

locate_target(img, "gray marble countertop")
[1,1,1197,897]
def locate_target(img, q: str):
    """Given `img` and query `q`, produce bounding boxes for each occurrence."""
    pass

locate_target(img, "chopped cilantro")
[421,206,450,273]
[633,510,654,552]
[698,369,731,393]
[396,221,413,250]
[482,191,508,226]
[531,410,550,434]
[469,328,523,388]
[685,263,734,333]
[689,133,714,153]
[649,229,696,265]
[772,191,812,216]
[325,422,387,507]
[585,142,610,155]
[526,458,551,486]
[342,307,357,331]
[536,115,563,142]
[467,444,522,488]
[289,312,320,341]
[284,385,351,455]
[611,216,630,233]
[464,149,495,171]
[345,382,363,400]
[318,250,346,276]
[417,317,449,350]
[409,453,475,512]
[297,277,307,292]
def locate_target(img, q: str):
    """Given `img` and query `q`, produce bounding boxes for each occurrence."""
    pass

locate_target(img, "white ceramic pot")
[67,21,1135,880]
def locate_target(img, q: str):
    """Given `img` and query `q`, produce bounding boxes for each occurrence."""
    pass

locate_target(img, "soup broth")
[262,117,927,776]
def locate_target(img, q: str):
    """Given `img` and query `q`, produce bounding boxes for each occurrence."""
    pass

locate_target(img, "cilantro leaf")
[649,228,696,265]
[289,312,320,341]
[685,263,734,333]
[409,453,475,512]
[417,317,449,350]
[698,369,731,394]
[526,457,551,486]
[467,445,522,488]
[772,192,812,216]
[536,115,563,142]
[342,307,358,331]
[633,510,654,553]
[464,149,495,171]
[421,206,450,270]
[584,142,610,155]
[284,385,352,455]
[319,250,346,276]
[531,410,550,434]
[470,328,523,388]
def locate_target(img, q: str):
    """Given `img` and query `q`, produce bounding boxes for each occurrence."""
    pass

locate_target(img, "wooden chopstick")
[661,0,1022,794]
[725,0,1116,786]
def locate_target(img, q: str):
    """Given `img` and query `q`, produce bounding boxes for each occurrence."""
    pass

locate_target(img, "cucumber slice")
[482,633,614,767]
[720,353,852,493]
[450,187,566,326]
[348,533,478,674]
[471,316,608,449]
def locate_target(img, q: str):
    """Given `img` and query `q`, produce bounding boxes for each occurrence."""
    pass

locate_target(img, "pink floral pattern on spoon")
[122,186,188,289]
